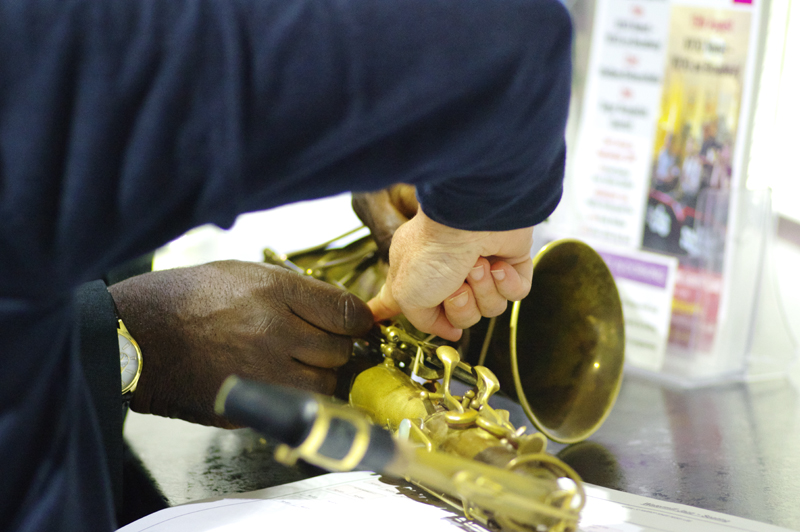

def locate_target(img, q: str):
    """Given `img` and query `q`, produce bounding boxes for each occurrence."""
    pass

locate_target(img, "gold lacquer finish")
[349,360,433,432]
[488,239,625,443]
[266,231,625,443]
[263,228,625,532]
[348,340,585,532]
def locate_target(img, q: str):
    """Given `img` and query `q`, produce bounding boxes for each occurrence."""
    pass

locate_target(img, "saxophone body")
[347,323,584,532]
[263,228,624,532]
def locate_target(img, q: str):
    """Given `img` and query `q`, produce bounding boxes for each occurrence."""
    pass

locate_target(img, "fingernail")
[449,291,469,308]
[491,269,506,281]
[470,265,485,281]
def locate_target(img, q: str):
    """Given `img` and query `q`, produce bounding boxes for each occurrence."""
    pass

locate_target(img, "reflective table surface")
[123,373,800,530]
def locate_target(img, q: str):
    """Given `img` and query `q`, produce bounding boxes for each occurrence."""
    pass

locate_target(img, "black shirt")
[0,0,572,529]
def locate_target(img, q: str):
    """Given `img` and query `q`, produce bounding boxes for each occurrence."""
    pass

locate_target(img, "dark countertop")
[554,375,800,529]
[122,373,800,530]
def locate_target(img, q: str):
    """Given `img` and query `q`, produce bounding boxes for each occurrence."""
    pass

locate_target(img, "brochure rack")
[639,188,797,386]
[544,0,797,386]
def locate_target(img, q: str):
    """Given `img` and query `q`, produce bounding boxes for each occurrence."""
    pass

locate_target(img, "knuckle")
[459,314,482,329]
[254,311,282,335]
[481,299,508,318]
[448,308,481,330]
[503,287,529,302]
[301,332,352,369]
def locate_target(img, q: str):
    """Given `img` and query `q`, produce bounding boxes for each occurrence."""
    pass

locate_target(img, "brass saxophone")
[263,228,625,532]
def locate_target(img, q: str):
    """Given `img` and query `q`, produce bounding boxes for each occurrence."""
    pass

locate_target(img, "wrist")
[414,207,533,260]
[414,206,486,244]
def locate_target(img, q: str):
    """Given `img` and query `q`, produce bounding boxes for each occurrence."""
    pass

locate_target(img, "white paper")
[117,472,483,532]
[118,471,794,532]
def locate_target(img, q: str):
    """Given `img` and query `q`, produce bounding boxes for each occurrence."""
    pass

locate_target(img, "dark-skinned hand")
[351,183,418,261]
[108,260,374,428]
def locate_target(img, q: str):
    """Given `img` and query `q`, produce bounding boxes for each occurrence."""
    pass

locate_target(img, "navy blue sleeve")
[1,0,572,291]
[0,0,572,529]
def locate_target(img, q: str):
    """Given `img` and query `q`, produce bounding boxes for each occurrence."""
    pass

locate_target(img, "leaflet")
[118,471,793,532]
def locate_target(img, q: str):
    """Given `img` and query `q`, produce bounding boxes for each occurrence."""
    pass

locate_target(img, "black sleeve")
[0,0,572,529]
[74,254,154,516]
[74,280,124,516]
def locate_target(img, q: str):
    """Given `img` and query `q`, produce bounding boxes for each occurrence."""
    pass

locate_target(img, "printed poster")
[641,5,752,354]
[548,0,761,372]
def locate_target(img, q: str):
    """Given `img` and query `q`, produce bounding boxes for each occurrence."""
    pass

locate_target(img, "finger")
[270,313,354,369]
[284,272,374,336]
[489,259,533,301]
[215,362,339,427]
[404,305,463,342]
[466,258,508,317]
[280,360,339,395]
[367,280,402,322]
[442,284,482,330]
[388,184,419,218]
[352,190,410,260]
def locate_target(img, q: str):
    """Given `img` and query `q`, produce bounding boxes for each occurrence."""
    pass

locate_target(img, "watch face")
[119,332,142,393]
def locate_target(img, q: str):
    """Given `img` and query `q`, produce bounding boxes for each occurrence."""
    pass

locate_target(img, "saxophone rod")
[214,376,578,526]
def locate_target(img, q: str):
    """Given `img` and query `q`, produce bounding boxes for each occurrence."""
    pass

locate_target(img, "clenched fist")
[368,209,534,342]
[352,185,535,342]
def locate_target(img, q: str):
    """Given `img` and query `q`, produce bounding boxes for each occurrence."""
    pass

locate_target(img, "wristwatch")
[118,319,143,400]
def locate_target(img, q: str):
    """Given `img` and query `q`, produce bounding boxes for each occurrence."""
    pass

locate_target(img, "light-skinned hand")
[367,208,534,341]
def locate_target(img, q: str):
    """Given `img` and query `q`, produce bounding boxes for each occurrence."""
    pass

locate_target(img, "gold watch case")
[118,319,143,396]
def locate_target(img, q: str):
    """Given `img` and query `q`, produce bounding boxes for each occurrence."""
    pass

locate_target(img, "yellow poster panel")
[642,6,751,258]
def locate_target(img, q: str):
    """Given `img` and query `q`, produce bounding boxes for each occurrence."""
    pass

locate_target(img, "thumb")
[367,281,401,321]
[367,281,463,342]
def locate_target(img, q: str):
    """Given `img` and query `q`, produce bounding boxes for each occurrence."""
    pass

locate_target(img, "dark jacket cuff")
[75,279,124,514]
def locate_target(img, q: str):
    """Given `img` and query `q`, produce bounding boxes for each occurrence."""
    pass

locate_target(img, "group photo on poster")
[642,5,752,261]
